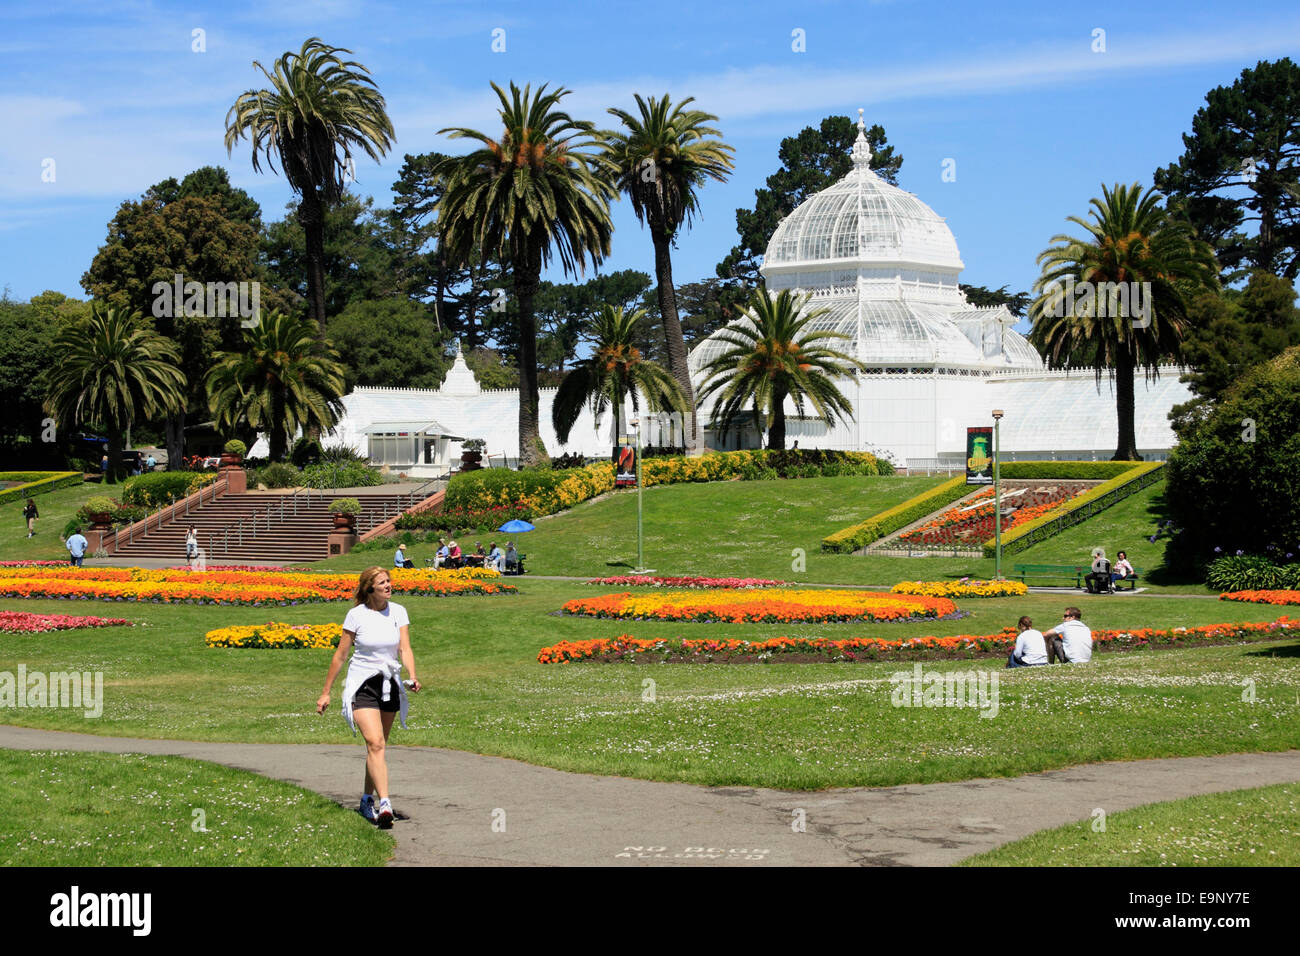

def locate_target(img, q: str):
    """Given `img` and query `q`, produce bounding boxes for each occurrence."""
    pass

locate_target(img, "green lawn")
[0,749,393,866]
[320,475,1208,593]
[2,581,1294,789]
[0,480,103,563]
[961,783,1300,866]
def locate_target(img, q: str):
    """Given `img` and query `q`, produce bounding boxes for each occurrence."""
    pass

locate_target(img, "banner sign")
[966,427,994,485]
[615,443,637,487]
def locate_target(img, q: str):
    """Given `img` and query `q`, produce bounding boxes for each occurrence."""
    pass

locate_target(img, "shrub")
[328,497,362,515]
[1166,349,1300,566]
[223,439,247,456]
[290,436,323,467]
[462,438,486,452]
[84,495,117,513]
[300,461,381,489]
[251,462,303,489]
[822,477,969,553]
[998,461,1136,480]
[320,443,368,464]
[1204,554,1300,592]
[121,471,218,508]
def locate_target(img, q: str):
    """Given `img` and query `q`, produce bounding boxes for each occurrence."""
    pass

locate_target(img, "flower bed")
[891,580,1028,598]
[0,566,516,605]
[538,617,1300,663]
[1220,590,1300,606]
[0,611,132,634]
[583,575,790,589]
[562,588,958,624]
[205,622,342,649]
[897,485,1088,548]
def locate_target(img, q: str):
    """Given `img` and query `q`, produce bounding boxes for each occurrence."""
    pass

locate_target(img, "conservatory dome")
[762,111,964,286]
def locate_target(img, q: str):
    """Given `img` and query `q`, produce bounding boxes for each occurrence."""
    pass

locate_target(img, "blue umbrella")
[497,519,535,533]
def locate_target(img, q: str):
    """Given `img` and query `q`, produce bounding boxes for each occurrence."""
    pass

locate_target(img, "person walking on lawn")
[23,498,38,538]
[316,567,422,829]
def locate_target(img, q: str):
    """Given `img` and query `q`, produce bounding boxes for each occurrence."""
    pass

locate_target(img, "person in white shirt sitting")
[1042,607,1093,663]
[1007,615,1048,668]
[1111,550,1136,587]
[316,567,421,829]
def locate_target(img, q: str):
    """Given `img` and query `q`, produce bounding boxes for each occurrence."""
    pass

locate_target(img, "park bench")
[1012,563,1141,591]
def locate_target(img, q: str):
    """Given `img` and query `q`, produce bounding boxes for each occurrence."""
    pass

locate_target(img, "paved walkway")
[2,726,1294,866]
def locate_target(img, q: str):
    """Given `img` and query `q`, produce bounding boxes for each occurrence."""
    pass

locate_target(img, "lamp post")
[629,419,651,574]
[992,409,1004,580]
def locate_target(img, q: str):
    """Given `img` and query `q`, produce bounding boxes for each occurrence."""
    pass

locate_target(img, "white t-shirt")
[1045,618,1092,662]
[1012,628,1048,665]
[342,601,409,668]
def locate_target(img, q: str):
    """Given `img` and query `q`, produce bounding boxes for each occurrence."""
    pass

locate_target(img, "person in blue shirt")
[146,454,156,472]
[394,543,413,569]
[66,527,89,568]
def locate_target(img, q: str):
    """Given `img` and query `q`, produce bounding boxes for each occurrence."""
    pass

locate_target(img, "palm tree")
[225,37,394,332]
[696,289,863,450]
[45,304,186,484]
[1029,183,1219,460]
[435,81,614,467]
[604,94,734,452]
[205,311,347,461]
[552,305,688,453]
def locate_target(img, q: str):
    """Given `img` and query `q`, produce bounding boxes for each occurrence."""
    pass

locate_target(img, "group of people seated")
[1007,607,1093,667]
[394,539,522,574]
[1084,548,1137,594]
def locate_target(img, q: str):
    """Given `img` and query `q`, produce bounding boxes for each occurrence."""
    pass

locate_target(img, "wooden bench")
[1013,563,1142,591]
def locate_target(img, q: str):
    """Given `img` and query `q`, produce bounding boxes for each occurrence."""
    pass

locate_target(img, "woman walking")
[316,567,421,828]
[185,526,199,568]
[23,498,38,538]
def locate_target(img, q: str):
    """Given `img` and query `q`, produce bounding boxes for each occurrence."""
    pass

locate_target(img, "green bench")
[1012,564,1141,591]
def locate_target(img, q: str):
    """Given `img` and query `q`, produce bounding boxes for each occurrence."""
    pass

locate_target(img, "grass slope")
[0,481,105,563]
[1,582,1294,789]
[961,782,1300,866]
[0,749,393,866]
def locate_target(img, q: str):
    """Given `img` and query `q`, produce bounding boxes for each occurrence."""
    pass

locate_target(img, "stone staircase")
[109,489,423,565]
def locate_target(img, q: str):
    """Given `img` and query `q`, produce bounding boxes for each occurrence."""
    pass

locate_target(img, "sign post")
[992,410,1004,579]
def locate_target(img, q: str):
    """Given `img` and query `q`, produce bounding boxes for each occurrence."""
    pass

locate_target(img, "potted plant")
[329,497,362,531]
[84,495,117,530]
[461,438,486,471]
[221,439,247,468]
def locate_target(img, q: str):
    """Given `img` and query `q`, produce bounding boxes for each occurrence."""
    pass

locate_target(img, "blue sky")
[2,0,1297,317]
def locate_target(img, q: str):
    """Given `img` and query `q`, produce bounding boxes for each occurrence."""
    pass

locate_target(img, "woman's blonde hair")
[354,566,390,607]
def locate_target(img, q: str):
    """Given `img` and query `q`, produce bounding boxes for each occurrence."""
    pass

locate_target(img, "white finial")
[851,108,873,167]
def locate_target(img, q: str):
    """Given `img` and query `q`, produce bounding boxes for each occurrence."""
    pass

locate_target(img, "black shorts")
[352,673,401,713]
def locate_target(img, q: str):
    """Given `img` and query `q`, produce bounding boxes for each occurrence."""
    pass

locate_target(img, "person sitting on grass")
[447,540,463,568]
[1042,607,1093,663]
[1111,550,1136,587]
[432,538,449,569]
[487,541,505,573]
[394,542,414,569]
[66,526,89,568]
[1007,615,1047,668]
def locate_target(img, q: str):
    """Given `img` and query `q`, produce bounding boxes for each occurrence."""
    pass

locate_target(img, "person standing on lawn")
[23,498,38,538]
[65,527,89,567]
[316,567,421,829]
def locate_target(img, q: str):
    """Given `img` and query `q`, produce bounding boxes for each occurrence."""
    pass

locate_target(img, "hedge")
[121,471,218,508]
[441,449,894,525]
[980,461,1166,557]
[997,461,1136,480]
[0,471,83,506]
[821,477,970,553]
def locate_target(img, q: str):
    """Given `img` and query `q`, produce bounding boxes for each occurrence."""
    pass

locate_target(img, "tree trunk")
[105,427,124,486]
[164,410,186,472]
[651,229,699,453]
[513,245,548,468]
[297,192,328,337]
[1112,349,1141,460]
[767,385,787,450]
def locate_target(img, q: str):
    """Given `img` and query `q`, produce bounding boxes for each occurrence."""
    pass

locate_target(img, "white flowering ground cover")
[961,783,1300,866]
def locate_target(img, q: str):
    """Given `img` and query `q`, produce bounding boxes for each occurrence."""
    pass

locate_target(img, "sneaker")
[360,794,377,823]
[376,798,394,829]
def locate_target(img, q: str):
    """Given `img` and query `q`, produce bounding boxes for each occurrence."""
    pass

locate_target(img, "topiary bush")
[1165,347,1300,567]
[328,497,362,515]
[223,439,247,457]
